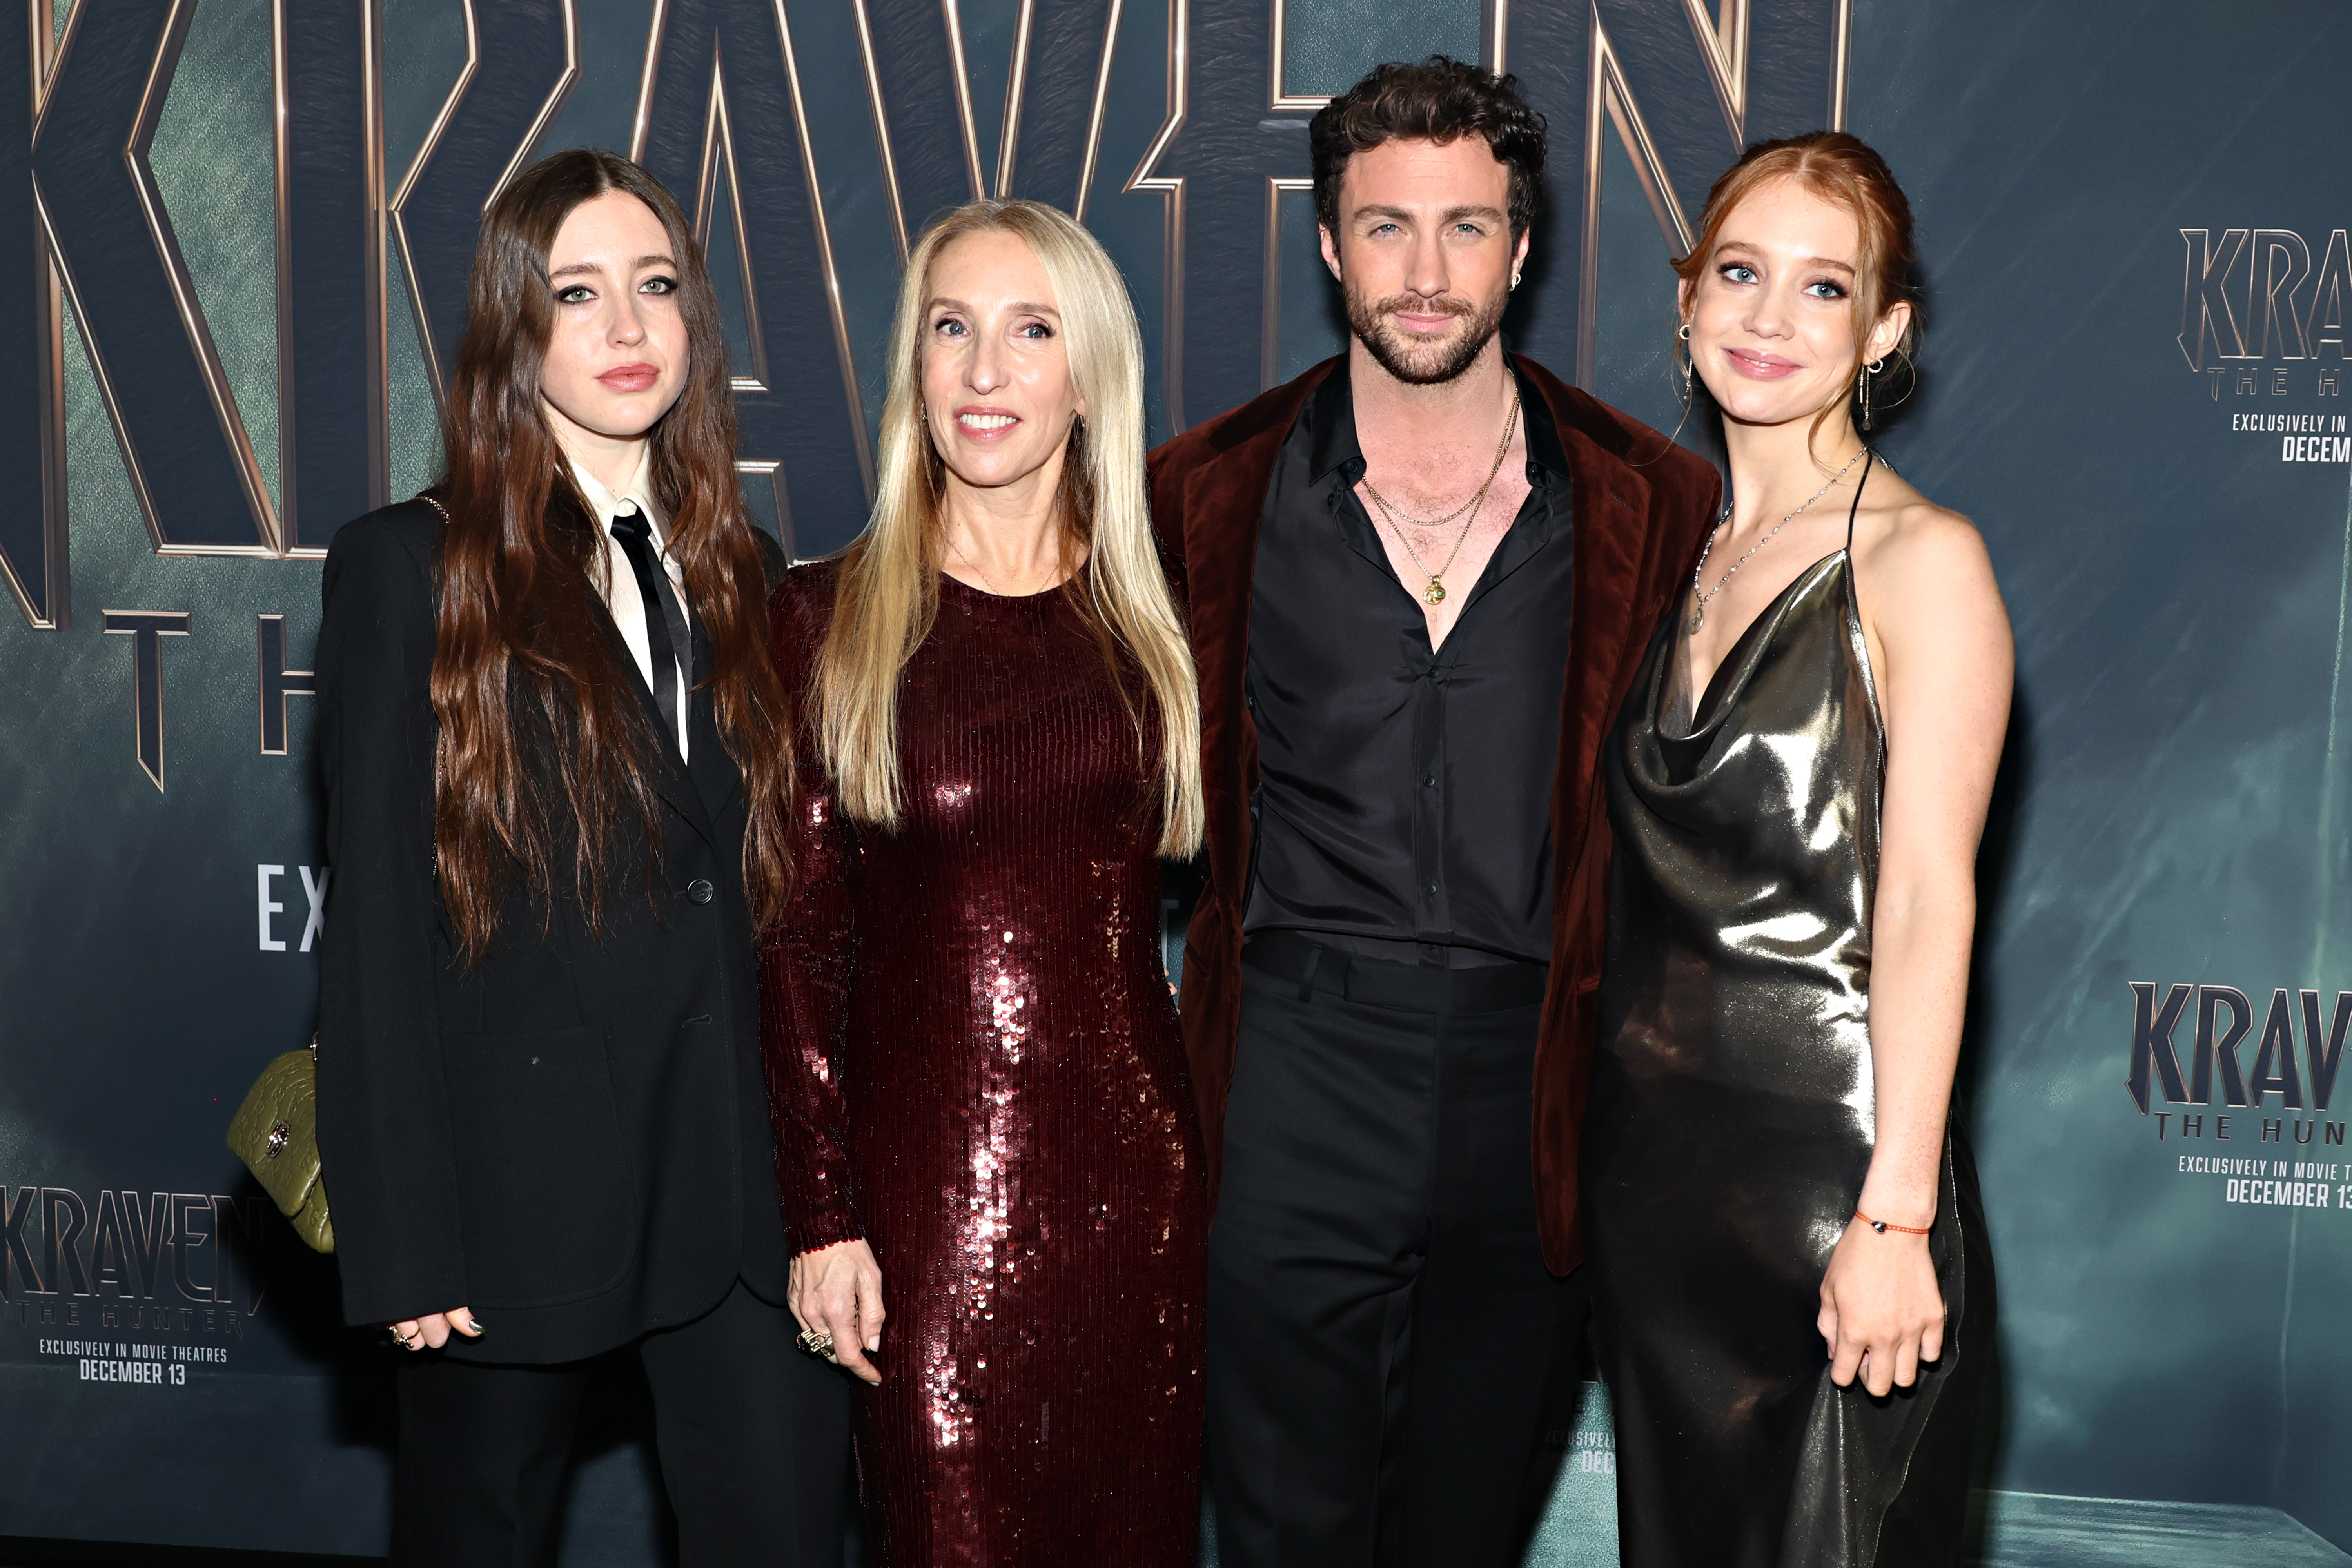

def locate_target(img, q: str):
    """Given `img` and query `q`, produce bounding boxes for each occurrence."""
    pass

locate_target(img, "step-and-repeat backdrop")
[3,0,2348,1561]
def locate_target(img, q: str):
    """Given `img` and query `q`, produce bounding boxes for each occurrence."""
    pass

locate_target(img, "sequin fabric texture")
[1584,541,1993,1568]
[762,563,1207,1568]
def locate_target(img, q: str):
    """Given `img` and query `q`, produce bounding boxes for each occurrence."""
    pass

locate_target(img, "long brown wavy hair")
[429,149,793,957]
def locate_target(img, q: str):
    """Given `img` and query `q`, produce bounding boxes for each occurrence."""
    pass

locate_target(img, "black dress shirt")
[1242,358,1576,968]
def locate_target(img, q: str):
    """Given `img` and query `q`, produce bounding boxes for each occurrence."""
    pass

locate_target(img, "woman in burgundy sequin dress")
[760,200,1207,1567]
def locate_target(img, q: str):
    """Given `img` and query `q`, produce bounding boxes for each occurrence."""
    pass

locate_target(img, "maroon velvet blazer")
[1147,353,1722,1274]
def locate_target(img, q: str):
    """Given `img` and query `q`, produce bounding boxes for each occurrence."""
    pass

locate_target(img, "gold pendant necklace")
[1361,388,1522,607]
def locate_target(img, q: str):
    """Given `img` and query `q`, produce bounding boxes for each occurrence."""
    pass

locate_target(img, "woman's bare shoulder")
[1853,469,1995,592]
[1849,470,2010,688]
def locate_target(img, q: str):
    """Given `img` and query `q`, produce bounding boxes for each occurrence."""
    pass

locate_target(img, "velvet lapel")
[1173,360,1338,867]
[1148,360,1335,1208]
[1523,354,1653,924]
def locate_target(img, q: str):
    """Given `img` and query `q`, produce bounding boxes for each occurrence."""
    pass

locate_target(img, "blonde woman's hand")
[789,1239,885,1385]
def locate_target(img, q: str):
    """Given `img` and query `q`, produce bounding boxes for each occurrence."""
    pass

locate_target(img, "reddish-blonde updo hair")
[1673,131,1918,442]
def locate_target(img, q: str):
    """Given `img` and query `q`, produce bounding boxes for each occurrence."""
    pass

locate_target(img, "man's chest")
[1247,488,1573,702]
[1358,469,1535,637]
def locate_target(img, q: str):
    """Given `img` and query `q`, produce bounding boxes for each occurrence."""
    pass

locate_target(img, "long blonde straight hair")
[813,199,1203,858]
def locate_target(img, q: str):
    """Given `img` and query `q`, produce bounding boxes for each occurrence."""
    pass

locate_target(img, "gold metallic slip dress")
[1584,456,1994,1568]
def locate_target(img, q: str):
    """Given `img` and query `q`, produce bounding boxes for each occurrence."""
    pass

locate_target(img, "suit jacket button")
[686,878,715,905]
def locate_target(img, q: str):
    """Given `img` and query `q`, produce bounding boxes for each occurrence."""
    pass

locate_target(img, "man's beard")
[1344,285,1508,386]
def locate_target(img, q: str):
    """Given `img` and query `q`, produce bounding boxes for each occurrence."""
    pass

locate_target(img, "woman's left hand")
[789,1238,886,1385]
[1817,1217,1945,1397]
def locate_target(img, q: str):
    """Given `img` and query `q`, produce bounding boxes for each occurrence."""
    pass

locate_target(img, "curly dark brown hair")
[1309,57,1547,242]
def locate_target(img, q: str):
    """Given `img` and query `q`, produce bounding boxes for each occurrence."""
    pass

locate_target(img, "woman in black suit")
[314,149,845,1567]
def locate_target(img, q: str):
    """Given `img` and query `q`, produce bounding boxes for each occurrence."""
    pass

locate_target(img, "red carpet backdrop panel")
[0,0,2348,1562]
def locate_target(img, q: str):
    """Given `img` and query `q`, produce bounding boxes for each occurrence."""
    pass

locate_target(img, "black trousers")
[391,1277,849,1568]
[1208,939,1588,1568]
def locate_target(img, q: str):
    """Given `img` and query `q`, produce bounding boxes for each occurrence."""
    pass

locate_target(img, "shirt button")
[686,879,715,905]
[1423,774,1438,788]
[1424,883,1438,897]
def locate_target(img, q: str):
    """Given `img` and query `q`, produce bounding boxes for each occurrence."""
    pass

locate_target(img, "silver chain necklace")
[1685,446,1868,634]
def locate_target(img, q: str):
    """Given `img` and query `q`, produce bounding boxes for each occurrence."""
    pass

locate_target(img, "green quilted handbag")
[226,1042,334,1253]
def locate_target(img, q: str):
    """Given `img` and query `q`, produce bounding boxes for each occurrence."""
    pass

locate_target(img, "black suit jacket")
[314,497,791,1363]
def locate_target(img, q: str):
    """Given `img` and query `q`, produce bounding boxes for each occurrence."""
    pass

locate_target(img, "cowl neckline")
[1661,548,1853,740]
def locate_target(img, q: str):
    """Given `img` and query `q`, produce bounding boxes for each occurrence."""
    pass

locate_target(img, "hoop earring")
[1511,270,1523,291]
[1637,322,1702,466]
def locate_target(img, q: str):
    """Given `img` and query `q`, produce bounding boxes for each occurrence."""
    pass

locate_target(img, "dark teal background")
[3,0,2350,1562]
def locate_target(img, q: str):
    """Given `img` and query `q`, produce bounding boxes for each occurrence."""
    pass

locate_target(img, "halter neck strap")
[1844,449,1876,552]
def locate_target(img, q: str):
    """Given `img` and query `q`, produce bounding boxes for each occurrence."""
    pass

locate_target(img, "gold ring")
[798,1328,835,1359]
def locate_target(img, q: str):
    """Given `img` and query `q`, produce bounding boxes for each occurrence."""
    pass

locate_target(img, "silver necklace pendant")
[1683,446,1867,642]
[1425,578,1447,606]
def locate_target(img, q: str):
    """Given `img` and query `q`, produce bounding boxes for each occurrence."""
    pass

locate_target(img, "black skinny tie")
[608,506,690,755]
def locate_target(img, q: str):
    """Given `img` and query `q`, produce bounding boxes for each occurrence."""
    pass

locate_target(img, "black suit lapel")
[593,593,720,851]
[545,485,718,850]
[684,618,740,823]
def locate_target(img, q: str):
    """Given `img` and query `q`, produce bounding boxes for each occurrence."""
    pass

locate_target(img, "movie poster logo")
[2124,984,2352,1215]
[2177,227,2352,465]
[2,1185,273,1386]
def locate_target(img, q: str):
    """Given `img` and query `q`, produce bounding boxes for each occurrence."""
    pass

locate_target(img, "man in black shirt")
[1148,60,1720,1566]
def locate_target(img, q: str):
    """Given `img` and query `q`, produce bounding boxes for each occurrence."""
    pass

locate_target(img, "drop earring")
[1859,357,1886,431]
[1679,322,1694,412]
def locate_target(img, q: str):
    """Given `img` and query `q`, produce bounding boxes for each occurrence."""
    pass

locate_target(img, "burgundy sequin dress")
[761,561,1206,1568]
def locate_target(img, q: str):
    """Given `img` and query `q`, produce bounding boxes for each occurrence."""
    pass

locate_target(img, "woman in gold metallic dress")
[1584,132,2012,1567]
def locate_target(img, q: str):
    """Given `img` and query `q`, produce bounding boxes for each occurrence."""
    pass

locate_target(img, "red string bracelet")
[1855,1210,1931,1235]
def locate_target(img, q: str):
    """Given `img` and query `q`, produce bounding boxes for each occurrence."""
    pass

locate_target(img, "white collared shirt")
[571,451,691,762]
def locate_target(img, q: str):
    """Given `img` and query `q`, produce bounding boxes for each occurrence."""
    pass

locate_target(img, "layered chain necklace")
[1359,387,1523,607]
[1684,446,1868,634]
